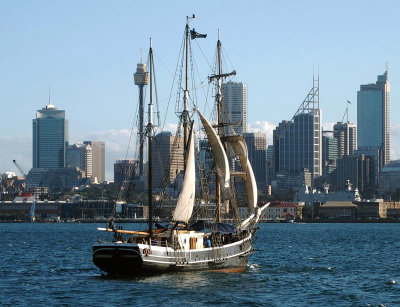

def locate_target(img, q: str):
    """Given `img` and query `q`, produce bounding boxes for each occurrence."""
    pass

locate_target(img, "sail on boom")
[223,135,257,210]
[197,110,230,193]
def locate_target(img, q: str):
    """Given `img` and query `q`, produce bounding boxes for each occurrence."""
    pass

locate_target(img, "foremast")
[171,15,196,224]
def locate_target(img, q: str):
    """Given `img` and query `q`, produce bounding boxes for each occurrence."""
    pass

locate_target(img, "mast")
[182,16,192,169]
[147,38,154,238]
[209,30,236,223]
[216,34,222,223]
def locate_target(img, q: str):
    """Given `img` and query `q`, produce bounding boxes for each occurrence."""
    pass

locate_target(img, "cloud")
[0,135,32,175]
[323,122,335,131]
[248,121,276,144]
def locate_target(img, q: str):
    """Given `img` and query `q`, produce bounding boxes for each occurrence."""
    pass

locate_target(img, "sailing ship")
[93,16,269,275]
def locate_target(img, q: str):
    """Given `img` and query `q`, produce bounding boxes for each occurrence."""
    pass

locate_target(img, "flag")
[190,29,207,40]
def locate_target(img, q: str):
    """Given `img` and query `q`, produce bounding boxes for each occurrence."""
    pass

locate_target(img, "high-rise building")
[333,121,357,158]
[336,154,375,196]
[114,159,138,185]
[322,133,338,176]
[357,70,390,165]
[32,102,69,169]
[274,77,322,182]
[66,143,92,178]
[152,132,184,191]
[222,82,247,135]
[244,132,266,188]
[266,145,274,184]
[83,141,105,182]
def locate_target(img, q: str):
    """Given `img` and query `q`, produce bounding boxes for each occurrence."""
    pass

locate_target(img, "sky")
[1,0,400,180]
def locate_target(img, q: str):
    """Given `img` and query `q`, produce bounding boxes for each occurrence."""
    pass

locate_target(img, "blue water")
[1,223,400,306]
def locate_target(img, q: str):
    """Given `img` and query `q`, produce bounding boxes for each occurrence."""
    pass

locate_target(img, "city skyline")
[2,1,400,179]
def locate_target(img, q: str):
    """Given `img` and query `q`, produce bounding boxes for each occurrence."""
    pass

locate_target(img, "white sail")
[225,136,257,210]
[245,158,258,209]
[196,110,230,192]
[172,127,195,223]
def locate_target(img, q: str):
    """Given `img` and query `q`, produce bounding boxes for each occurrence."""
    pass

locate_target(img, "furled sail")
[196,110,230,193]
[224,135,257,210]
[172,126,195,223]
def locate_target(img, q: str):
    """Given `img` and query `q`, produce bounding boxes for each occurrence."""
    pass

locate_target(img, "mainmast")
[147,38,154,238]
[209,31,236,223]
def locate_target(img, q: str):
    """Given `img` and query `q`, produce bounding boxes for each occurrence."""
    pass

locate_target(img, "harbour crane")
[12,160,36,222]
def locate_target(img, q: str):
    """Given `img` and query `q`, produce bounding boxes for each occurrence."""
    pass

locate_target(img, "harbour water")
[1,222,399,306]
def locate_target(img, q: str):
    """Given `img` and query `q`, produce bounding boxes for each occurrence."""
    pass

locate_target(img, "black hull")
[93,246,144,275]
[93,237,253,276]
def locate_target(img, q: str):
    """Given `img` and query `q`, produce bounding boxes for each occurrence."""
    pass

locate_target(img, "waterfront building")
[152,132,184,191]
[66,143,92,178]
[32,101,69,169]
[264,202,302,220]
[244,132,266,188]
[357,70,390,165]
[0,197,62,220]
[333,121,357,158]
[273,77,322,183]
[317,201,357,220]
[83,141,105,182]
[222,81,247,135]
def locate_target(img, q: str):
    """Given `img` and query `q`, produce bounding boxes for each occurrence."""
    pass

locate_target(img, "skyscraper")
[274,77,322,181]
[83,141,105,182]
[357,70,390,165]
[32,102,68,169]
[66,143,92,178]
[114,159,138,185]
[333,121,357,158]
[322,133,338,176]
[244,132,267,188]
[222,82,247,135]
[152,132,184,191]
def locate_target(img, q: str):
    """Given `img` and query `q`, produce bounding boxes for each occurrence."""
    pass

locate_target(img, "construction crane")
[12,160,36,222]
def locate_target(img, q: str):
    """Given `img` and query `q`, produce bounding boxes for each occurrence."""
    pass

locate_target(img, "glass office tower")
[357,70,390,165]
[32,103,69,169]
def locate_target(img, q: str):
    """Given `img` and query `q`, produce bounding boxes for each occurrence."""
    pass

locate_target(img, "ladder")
[173,235,187,265]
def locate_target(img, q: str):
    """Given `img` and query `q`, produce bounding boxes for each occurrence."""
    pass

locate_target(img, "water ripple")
[1,222,400,306]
